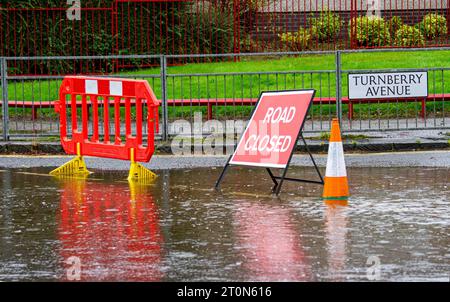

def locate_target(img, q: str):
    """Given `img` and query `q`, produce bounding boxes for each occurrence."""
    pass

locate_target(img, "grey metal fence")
[340,67,450,131]
[1,48,449,142]
[339,48,450,132]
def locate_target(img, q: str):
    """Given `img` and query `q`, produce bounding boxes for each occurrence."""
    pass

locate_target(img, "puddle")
[0,167,448,281]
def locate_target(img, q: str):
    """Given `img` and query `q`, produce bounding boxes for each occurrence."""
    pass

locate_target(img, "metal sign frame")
[215,89,324,196]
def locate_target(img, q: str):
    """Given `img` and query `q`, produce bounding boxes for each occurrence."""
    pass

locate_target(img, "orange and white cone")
[323,118,349,201]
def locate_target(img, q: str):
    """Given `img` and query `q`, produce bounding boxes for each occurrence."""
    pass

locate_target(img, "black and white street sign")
[348,71,428,100]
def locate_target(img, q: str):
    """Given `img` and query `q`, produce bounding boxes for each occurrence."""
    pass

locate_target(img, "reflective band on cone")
[323,118,349,200]
[324,199,349,207]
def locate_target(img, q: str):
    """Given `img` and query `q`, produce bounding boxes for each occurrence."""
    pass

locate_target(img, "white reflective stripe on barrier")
[85,80,98,95]
[109,81,123,96]
[325,142,347,177]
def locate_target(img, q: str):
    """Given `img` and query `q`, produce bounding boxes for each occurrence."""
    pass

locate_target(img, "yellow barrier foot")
[49,155,91,178]
[127,148,157,184]
[49,143,91,178]
[127,162,157,184]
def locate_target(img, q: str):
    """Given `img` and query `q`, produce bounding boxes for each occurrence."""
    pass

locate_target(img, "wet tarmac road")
[0,163,449,281]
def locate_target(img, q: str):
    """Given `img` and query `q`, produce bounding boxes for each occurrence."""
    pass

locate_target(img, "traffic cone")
[323,118,349,201]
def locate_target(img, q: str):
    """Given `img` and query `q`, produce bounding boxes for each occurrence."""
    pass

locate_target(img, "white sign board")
[348,71,428,100]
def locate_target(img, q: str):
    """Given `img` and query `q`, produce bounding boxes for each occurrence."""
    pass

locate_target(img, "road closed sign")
[229,90,315,168]
[348,71,428,100]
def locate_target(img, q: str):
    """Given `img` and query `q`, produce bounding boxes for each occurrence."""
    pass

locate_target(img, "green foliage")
[388,16,403,35]
[121,2,188,56]
[0,0,114,8]
[394,25,425,47]
[238,34,279,53]
[349,16,391,47]
[182,3,233,54]
[278,28,312,51]
[214,0,262,34]
[418,13,448,40]
[310,10,343,42]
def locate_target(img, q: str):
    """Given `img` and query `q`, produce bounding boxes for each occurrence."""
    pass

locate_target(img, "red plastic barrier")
[55,76,160,162]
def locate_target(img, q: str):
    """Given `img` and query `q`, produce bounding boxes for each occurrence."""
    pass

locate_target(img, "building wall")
[258,0,449,13]
[252,7,449,42]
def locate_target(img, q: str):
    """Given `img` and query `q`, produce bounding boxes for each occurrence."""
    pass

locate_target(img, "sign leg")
[215,156,232,189]
[274,167,289,196]
[266,168,279,192]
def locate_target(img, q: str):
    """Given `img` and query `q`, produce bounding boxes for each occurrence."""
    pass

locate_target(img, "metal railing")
[1,48,449,142]
[2,0,449,74]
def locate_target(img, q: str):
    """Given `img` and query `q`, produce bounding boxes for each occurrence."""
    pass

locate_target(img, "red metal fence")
[1,0,449,74]
[0,3,115,75]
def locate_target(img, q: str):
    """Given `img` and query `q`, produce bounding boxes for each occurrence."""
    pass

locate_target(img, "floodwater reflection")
[0,167,448,281]
[324,200,348,281]
[58,178,163,281]
[233,201,311,281]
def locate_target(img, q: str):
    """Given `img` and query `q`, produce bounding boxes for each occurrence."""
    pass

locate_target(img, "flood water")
[0,166,449,282]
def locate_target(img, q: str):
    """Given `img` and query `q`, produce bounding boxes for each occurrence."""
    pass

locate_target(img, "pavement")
[1,128,449,154]
[0,150,449,170]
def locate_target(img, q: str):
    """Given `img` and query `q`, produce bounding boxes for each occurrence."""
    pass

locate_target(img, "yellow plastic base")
[50,146,156,183]
[49,156,91,178]
[127,162,157,184]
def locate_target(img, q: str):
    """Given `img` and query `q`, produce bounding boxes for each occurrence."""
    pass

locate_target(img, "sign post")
[215,90,324,195]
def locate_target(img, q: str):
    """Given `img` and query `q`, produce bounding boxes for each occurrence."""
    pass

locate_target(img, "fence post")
[112,0,119,73]
[232,0,241,57]
[447,0,450,41]
[335,50,342,122]
[1,58,9,141]
[349,0,357,49]
[160,55,169,141]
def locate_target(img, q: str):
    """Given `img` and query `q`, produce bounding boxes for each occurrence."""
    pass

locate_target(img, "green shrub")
[419,13,448,40]
[278,28,312,51]
[388,16,403,34]
[349,16,391,46]
[394,25,425,47]
[310,10,343,42]
[182,4,233,54]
